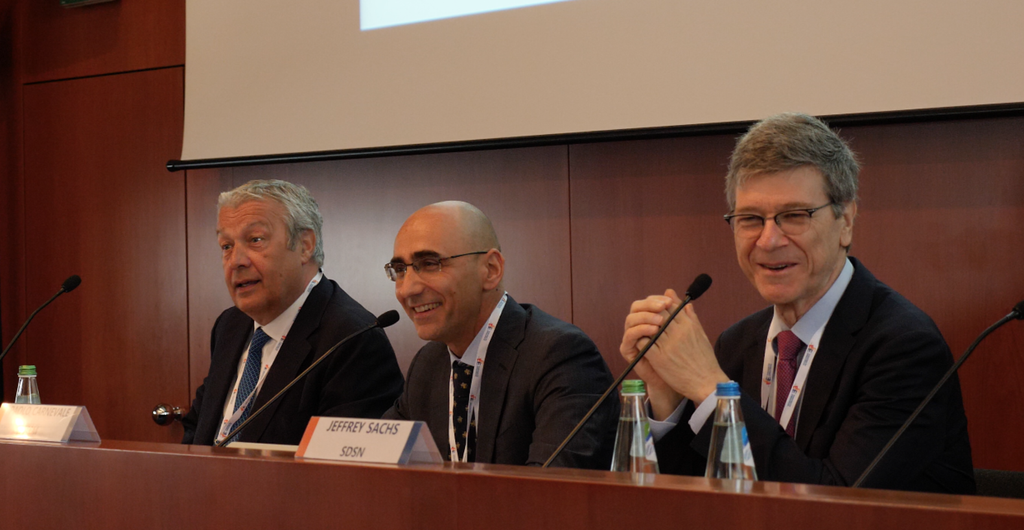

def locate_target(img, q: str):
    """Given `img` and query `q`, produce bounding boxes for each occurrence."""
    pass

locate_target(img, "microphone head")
[61,275,82,293]
[376,310,401,328]
[685,273,713,301]
[1013,300,1024,320]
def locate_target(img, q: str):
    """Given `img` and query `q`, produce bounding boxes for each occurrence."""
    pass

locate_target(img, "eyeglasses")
[724,203,835,237]
[384,251,489,281]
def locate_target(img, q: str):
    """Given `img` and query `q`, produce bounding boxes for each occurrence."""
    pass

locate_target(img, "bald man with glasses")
[383,201,617,468]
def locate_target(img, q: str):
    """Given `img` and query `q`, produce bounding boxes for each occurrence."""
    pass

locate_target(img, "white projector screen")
[181,0,1024,162]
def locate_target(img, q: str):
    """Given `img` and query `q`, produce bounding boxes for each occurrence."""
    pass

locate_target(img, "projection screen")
[179,0,1024,163]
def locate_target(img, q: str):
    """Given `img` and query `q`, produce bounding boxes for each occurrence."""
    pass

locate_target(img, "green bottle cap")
[621,379,645,394]
[18,365,37,376]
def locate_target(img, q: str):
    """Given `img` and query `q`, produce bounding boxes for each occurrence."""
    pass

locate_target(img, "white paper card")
[296,417,442,464]
[0,403,101,443]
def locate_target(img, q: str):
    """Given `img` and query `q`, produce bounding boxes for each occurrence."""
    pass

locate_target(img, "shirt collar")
[768,258,854,346]
[256,270,323,341]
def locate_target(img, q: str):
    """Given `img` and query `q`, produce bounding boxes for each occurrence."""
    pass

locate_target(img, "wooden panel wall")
[0,0,23,400]
[569,133,753,376]
[852,117,1024,469]
[20,0,184,83]
[21,67,188,442]
[1,0,186,442]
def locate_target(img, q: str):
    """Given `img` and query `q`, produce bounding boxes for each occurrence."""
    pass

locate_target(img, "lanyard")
[216,276,320,443]
[757,258,853,436]
[448,293,507,462]
[759,335,819,437]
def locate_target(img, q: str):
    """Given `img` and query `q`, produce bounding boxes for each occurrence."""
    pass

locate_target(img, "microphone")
[541,274,713,468]
[0,275,82,365]
[62,275,82,293]
[853,300,1024,487]
[216,310,400,447]
[376,309,400,328]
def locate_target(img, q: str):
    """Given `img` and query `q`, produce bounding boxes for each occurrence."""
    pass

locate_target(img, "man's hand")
[620,289,728,420]
[621,289,684,420]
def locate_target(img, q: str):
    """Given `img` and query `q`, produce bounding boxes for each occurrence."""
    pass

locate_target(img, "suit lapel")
[741,317,772,397]
[242,278,331,442]
[429,349,452,457]
[794,259,873,451]
[474,297,526,463]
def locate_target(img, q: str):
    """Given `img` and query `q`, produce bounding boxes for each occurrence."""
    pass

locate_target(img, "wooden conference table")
[2,439,1023,529]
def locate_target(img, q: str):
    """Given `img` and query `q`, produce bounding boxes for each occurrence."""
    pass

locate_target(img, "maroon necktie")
[774,330,804,437]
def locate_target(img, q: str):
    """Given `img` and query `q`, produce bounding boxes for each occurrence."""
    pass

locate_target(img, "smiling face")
[217,199,317,325]
[733,166,856,325]
[392,205,503,356]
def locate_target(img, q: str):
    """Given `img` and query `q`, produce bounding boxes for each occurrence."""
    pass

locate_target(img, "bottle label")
[722,425,744,463]
[630,420,645,458]
[643,422,658,463]
[741,427,756,470]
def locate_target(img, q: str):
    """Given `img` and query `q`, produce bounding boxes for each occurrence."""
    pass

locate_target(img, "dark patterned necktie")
[774,330,804,437]
[228,328,271,442]
[452,359,476,462]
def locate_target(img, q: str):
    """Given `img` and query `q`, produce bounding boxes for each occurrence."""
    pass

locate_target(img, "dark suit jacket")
[182,277,404,445]
[385,296,617,469]
[656,258,975,494]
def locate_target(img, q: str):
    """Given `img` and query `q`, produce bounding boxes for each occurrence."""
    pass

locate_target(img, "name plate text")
[296,417,441,465]
[0,403,100,443]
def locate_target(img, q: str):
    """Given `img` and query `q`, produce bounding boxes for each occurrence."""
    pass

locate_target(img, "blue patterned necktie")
[228,327,271,442]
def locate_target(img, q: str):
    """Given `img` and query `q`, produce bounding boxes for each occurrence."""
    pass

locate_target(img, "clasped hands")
[619,289,728,421]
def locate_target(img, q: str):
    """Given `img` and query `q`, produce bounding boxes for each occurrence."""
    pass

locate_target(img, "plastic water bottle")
[610,379,659,474]
[15,365,41,404]
[705,381,757,480]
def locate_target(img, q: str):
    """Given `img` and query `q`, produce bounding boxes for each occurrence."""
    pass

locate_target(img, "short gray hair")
[218,179,325,266]
[725,113,859,217]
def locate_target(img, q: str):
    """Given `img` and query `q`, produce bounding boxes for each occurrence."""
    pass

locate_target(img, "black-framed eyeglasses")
[724,203,836,237]
[384,251,489,281]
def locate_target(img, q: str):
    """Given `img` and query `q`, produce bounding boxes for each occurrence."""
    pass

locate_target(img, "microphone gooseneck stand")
[541,274,712,468]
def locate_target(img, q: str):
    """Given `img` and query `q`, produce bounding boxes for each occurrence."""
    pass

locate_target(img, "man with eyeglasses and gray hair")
[182,179,404,446]
[383,201,617,468]
[620,113,975,493]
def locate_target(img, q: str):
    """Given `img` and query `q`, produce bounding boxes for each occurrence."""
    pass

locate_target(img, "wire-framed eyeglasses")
[384,251,489,281]
[724,203,836,237]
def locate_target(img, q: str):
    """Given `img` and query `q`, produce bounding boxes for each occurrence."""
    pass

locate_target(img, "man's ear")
[481,249,504,291]
[298,229,316,264]
[839,201,856,249]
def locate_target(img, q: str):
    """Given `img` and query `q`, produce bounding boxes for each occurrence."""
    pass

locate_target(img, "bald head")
[392,201,506,356]
[405,201,501,252]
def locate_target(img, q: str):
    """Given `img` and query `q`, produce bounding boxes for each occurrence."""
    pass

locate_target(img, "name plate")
[0,403,101,443]
[296,417,441,465]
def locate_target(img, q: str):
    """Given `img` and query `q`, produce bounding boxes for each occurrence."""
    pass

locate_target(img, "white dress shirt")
[216,271,323,442]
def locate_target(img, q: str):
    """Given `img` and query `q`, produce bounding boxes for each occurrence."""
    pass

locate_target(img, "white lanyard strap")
[760,339,818,436]
[448,293,507,462]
